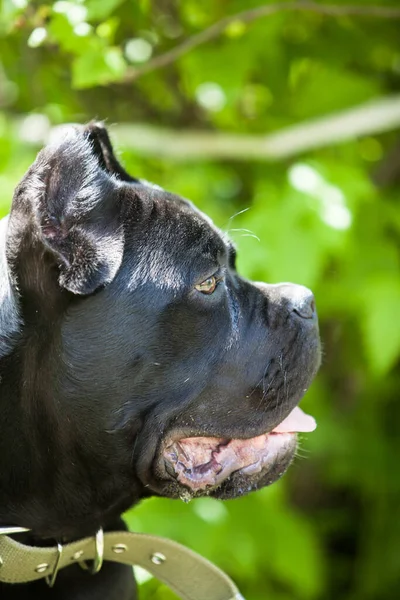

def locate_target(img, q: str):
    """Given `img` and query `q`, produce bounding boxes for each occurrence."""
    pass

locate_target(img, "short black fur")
[0,123,320,599]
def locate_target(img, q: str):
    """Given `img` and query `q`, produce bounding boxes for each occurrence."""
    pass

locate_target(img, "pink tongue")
[272,406,316,433]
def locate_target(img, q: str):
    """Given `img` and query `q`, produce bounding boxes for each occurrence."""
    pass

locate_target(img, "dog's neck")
[0,218,139,536]
[0,216,22,358]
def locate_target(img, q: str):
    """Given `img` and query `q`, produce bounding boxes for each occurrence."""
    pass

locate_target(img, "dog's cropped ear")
[10,126,128,296]
[83,121,139,183]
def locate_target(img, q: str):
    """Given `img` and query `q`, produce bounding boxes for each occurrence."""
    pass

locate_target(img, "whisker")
[228,229,261,242]
[260,368,278,411]
[277,351,288,424]
[293,449,309,461]
[131,434,139,465]
[223,207,251,233]
[226,207,250,224]
[247,375,265,401]
[294,438,311,460]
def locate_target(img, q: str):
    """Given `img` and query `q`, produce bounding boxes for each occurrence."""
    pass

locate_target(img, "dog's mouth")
[163,407,316,492]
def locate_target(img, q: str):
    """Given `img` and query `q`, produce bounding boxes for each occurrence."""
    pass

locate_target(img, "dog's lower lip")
[162,431,294,492]
[162,406,316,492]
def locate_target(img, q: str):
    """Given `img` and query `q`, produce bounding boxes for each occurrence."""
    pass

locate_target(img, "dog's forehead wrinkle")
[127,245,186,292]
[124,199,228,292]
[147,188,228,247]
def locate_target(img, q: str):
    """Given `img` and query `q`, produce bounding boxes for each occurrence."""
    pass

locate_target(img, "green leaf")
[86,0,126,21]
[360,276,400,375]
[49,13,93,55]
[72,46,126,88]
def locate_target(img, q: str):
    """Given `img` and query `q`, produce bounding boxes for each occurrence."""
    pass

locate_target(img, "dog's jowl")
[0,123,321,599]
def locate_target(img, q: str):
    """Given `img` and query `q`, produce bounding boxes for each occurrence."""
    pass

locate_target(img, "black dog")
[0,123,320,599]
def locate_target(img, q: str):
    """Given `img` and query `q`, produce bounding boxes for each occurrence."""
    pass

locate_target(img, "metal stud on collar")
[151,552,166,565]
[112,543,127,554]
[35,563,49,574]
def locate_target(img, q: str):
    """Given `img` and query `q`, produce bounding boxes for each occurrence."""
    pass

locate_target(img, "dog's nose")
[285,284,316,320]
[253,281,318,323]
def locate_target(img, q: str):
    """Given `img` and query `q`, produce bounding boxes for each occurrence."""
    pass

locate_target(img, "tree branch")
[123,2,400,83]
[108,95,400,160]
[24,94,398,162]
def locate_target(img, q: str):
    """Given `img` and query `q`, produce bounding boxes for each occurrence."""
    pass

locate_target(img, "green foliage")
[1,1,400,599]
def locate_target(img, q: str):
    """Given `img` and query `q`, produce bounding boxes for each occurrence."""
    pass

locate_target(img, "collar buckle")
[78,528,104,575]
[45,542,63,588]
[0,526,104,587]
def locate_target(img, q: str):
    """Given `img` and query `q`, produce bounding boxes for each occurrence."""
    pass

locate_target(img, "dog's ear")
[83,121,139,183]
[10,125,129,296]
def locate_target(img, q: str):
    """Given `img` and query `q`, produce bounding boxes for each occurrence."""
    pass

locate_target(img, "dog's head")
[1,123,320,533]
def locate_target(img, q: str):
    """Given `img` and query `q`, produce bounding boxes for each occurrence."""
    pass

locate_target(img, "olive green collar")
[0,526,243,600]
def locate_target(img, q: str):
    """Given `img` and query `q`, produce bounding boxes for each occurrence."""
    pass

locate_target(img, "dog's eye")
[195,276,217,295]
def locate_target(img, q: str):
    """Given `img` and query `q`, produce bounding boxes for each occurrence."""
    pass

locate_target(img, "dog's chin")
[156,431,297,500]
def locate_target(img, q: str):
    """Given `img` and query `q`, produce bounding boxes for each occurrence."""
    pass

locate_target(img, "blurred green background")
[1,1,400,599]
